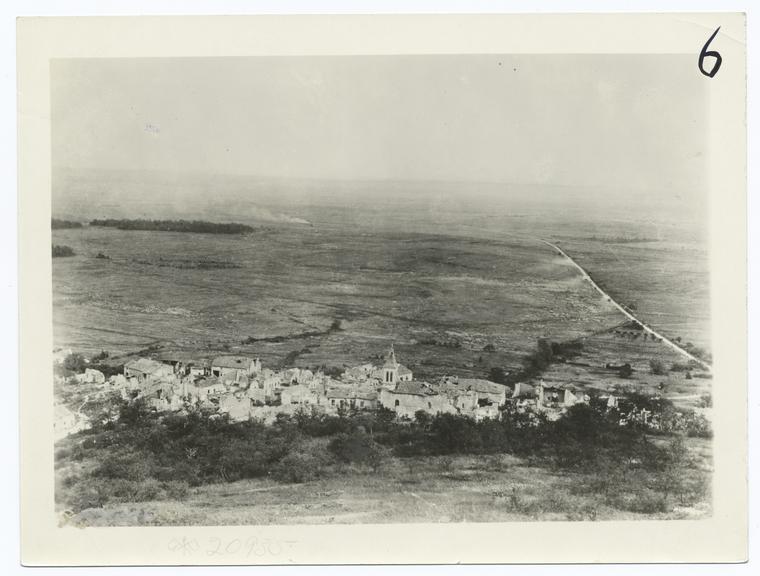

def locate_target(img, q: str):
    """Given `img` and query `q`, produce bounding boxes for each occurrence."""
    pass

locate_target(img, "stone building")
[124,358,173,383]
[379,381,456,418]
[211,355,261,382]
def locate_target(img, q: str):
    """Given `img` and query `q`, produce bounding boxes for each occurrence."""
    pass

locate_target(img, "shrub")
[271,451,325,484]
[162,480,190,500]
[413,410,432,429]
[52,244,76,258]
[133,478,163,502]
[429,414,483,454]
[488,367,508,384]
[55,447,72,462]
[649,359,666,375]
[216,440,270,481]
[616,490,669,514]
[328,431,387,470]
[684,413,713,438]
[61,353,87,375]
[93,452,152,481]
[67,481,110,512]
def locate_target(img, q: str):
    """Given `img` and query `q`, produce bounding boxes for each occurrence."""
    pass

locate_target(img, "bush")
[216,439,270,481]
[66,481,110,512]
[52,244,76,258]
[328,431,387,470]
[615,490,669,514]
[57,352,87,376]
[93,452,152,481]
[684,413,713,438]
[162,480,190,500]
[488,367,508,384]
[133,478,163,501]
[649,359,666,375]
[429,414,483,454]
[271,451,325,483]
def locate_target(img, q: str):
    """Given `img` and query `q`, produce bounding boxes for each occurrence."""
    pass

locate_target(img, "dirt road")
[542,239,711,372]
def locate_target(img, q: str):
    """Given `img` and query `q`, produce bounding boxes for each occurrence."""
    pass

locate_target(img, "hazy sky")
[52,55,707,195]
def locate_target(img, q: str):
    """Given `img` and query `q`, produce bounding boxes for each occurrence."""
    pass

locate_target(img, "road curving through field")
[541,239,712,372]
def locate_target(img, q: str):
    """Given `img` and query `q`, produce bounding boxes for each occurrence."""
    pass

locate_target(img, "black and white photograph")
[49,52,718,526]
[14,11,749,566]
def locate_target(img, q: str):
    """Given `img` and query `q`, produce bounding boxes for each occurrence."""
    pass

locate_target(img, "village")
[53,344,605,440]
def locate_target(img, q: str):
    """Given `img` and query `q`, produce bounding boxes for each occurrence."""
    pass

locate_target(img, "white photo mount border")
[18,13,747,565]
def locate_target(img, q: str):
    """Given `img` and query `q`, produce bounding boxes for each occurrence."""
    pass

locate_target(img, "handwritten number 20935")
[698,27,722,78]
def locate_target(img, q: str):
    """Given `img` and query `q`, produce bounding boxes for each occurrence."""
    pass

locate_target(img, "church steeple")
[383,343,398,368]
[383,343,399,384]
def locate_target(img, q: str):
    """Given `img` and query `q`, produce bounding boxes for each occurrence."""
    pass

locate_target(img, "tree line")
[52,219,83,229]
[89,219,254,234]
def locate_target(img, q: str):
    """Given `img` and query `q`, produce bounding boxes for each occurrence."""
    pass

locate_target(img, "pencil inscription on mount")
[51,55,713,526]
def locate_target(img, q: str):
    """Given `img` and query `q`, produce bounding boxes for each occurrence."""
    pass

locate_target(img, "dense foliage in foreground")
[56,399,709,516]
[89,219,254,234]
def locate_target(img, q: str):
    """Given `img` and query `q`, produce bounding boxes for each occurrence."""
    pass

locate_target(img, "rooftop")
[124,357,165,374]
[212,356,254,369]
[458,378,508,395]
[391,381,438,396]
[327,387,378,401]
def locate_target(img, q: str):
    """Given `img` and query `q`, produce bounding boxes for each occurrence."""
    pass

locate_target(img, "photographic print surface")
[51,54,714,527]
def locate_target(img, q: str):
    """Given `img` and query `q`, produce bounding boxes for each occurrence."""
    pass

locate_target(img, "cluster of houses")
[54,345,594,435]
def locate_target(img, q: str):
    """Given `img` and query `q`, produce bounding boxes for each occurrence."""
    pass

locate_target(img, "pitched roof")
[458,378,508,395]
[397,364,412,376]
[211,356,253,369]
[124,358,165,375]
[392,381,438,396]
[326,387,378,401]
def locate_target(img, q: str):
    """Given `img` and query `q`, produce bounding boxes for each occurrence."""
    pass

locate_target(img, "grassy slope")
[63,439,712,527]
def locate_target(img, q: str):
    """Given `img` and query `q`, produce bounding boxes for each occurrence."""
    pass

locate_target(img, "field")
[52,224,625,380]
[53,208,710,385]
[62,438,712,527]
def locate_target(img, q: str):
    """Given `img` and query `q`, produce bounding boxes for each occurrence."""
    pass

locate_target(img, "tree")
[328,430,387,470]
[413,410,432,429]
[618,364,633,379]
[649,358,666,375]
[52,245,76,258]
[489,366,507,384]
[62,352,87,374]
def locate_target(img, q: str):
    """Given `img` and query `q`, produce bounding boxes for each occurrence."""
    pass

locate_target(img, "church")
[381,345,413,385]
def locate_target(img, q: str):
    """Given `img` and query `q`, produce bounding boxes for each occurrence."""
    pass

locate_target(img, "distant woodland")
[51,219,83,229]
[89,219,254,234]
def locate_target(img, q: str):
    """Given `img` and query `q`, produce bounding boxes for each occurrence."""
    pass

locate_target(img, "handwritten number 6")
[698,27,722,78]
